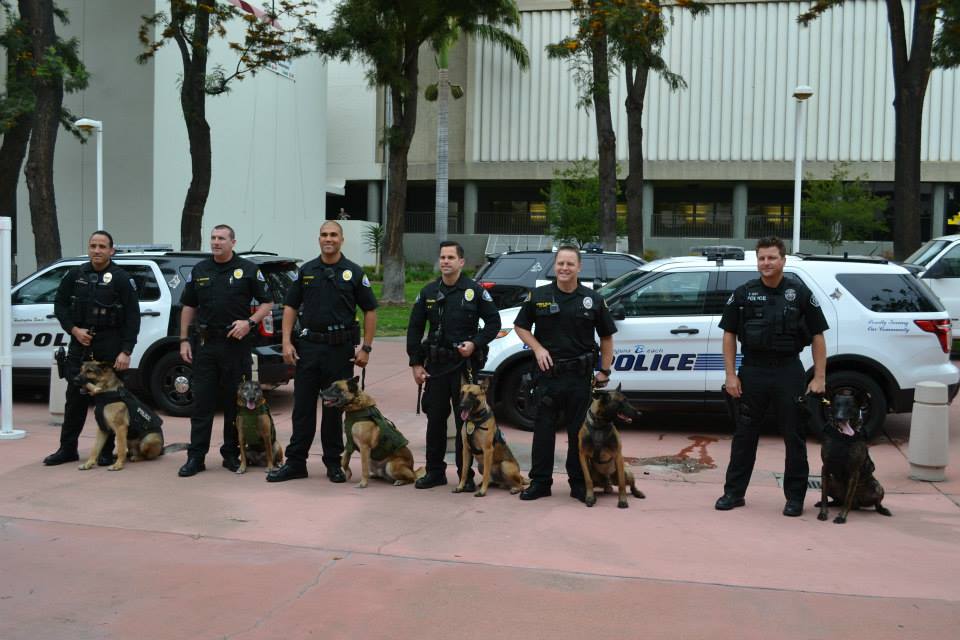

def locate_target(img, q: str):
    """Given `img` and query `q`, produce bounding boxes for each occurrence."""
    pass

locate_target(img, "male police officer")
[406,241,501,490]
[715,236,828,517]
[513,246,617,501]
[44,230,141,466]
[268,220,377,483]
[178,225,273,477]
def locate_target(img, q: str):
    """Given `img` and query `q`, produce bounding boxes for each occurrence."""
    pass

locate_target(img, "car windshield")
[596,268,651,300]
[904,240,951,268]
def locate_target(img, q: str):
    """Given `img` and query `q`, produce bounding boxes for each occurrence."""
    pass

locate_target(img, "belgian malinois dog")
[455,378,526,496]
[235,379,284,474]
[817,393,892,524]
[577,385,645,508]
[321,377,424,488]
[74,361,164,471]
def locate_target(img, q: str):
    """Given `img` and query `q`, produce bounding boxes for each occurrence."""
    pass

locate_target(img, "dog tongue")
[460,409,471,421]
[246,400,257,410]
[838,420,855,437]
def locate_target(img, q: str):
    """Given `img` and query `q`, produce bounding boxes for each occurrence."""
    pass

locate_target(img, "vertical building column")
[464,181,478,235]
[932,183,946,238]
[367,181,381,224]
[642,183,654,246]
[732,182,748,239]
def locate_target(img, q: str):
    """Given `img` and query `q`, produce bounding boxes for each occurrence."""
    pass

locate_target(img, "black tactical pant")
[723,358,809,502]
[188,337,251,460]
[529,371,592,488]
[61,335,121,454]
[421,365,474,481]
[285,340,354,469]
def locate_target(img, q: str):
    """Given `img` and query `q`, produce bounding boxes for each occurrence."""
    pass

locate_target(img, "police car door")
[113,260,172,366]
[11,261,82,370]
[610,268,716,400]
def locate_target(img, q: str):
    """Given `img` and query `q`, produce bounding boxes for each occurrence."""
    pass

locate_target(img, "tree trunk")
[435,65,449,242]
[381,47,419,304]
[22,0,62,267]
[886,0,935,260]
[591,35,617,250]
[624,63,648,257]
[177,1,213,251]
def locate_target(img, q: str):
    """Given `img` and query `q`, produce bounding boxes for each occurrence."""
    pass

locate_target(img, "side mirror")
[610,302,626,321]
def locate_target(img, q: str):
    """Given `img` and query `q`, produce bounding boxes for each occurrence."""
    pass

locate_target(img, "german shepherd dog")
[321,377,424,487]
[817,392,892,524]
[235,379,284,474]
[455,378,526,496]
[577,385,645,508]
[74,361,164,471]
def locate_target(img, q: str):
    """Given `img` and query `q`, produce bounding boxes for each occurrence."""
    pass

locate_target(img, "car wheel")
[809,371,888,439]
[149,351,194,417]
[497,360,537,431]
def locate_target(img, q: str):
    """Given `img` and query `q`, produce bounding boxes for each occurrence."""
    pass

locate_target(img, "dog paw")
[236,468,247,475]
[817,512,828,521]
[78,462,94,471]
[108,464,124,471]
[585,496,597,507]
[473,490,487,497]
[833,516,846,524]
[452,486,464,493]
[356,482,368,489]
[509,487,521,494]
[617,500,629,509]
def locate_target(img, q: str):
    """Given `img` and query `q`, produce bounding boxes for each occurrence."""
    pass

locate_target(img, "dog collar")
[465,407,493,435]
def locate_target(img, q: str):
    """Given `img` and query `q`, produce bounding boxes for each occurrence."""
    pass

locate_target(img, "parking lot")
[1,339,959,639]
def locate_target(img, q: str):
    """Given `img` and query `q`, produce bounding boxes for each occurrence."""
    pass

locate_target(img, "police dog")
[74,361,164,471]
[817,392,892,524]
[578,385,645,508]
[321,377,424,488]
[235,379,284,474]
[455,378,526,496]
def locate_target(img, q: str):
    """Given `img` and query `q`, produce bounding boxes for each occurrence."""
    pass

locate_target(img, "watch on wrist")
[247,319,257,329]
[598,368,612,376]
[361,344,373,353]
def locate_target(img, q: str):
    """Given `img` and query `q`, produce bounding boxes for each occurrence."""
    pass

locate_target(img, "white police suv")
[483,251,959,436]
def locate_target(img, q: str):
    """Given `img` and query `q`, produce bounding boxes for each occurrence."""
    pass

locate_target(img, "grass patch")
[370,280,430,337]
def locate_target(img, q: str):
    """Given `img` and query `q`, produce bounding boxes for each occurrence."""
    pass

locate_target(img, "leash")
[361,366,366,391]
[416,383,423,415]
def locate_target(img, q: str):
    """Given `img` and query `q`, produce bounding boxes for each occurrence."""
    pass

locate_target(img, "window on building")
[652,187,733,238]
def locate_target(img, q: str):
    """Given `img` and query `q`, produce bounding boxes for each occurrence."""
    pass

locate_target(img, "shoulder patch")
[129,278,137,291]
[256,269,266,282]
[482,289,493,302]
[362,274,371,287]
[185,272,192,283]
[291,270,299,281]
[726,293,734,305]
[810,294,820,308]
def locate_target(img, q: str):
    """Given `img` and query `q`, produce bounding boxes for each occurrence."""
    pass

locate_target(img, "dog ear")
[347,377,359,393]
[615,382,622,392]
[479,377,490,393]
[592,389,606,399]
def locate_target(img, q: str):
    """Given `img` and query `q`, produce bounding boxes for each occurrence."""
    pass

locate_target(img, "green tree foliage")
[934,0,960,67]
[802,164,888,253]
[545,159,624,248]
[310,0,526,304]
[137,0,314,250]
[362,222,384,276]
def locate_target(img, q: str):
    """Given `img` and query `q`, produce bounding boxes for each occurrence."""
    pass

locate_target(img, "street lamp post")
[791,86,813,253]
[74,118,103,232]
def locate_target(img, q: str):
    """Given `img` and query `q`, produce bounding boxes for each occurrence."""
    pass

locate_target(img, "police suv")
[11,249,298,416]
[483,250,959,436]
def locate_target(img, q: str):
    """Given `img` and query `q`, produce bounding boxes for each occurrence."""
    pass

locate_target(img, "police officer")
[715,236,828,517]
[43,230,141,466]
[177,224,273,477]
[406,241,501,490]
[267,220,378,483]
[513,246,617,502]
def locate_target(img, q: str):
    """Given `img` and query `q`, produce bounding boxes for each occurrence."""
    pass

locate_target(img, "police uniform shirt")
[719,276,829,355]
[284,256,377,331]
[54,260,141,354]
[514,283,617,361]
[405,274,502,366]
[181,254,272,328]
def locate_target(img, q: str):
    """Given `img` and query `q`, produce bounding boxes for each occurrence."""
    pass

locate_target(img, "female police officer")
[513,246,617,502]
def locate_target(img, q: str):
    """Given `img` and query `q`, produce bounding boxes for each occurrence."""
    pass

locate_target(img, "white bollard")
[0,216,26,440]
[251,353,259,382]
[907,381,949,481]
[48,351,66,425]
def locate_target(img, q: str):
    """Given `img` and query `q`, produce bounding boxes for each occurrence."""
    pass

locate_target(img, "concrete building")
[326,0,960,265]
[8,0,332,275]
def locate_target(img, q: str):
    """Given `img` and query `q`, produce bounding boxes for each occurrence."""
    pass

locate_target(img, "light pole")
[74,118,103,232]
[791,86,813,253]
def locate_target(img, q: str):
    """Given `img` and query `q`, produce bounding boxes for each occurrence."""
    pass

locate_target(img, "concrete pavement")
[1,339,958,639]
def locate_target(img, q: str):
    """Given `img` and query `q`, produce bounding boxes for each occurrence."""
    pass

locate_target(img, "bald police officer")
[268,220,378,483]
[178,224,274,477]
[513,246,617,502]
[43,230,140,467]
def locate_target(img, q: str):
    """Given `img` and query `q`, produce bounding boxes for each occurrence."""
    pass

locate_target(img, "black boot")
[326,466,346,483]
[222,456,241,473]
[519,482,552,501]
[266,462,308,483]
[178,457,206,477]
[43,447,79,466]
[415,471,448,489]
[97,451,117,467]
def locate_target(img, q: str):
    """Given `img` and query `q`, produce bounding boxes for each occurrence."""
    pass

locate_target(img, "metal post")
[791,100,807,253]
[96,125,103,231]
[0,217,27,439]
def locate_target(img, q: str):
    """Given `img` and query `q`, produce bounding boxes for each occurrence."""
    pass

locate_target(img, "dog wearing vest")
[74,361,164,471]
[455,378,526,496]
[235,378,284,474]
[577,385,645,508]
[817,392,891,524]
[321,377,424,487]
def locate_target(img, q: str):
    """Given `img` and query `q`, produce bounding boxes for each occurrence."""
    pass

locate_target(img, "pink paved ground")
[1,339,958,639]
